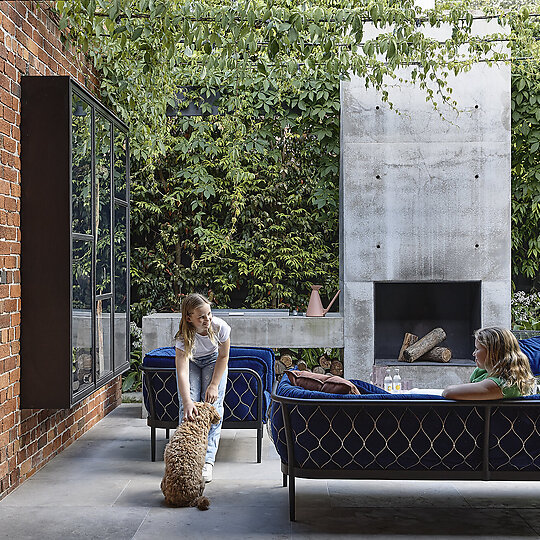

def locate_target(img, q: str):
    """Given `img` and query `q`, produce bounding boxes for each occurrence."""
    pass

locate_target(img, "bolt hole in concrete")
[475,174,479,179]
[376,174,380,179]
[475,243,479,248]
[376,105,380,109]
[475,104,479,108]
[376,244,381,248]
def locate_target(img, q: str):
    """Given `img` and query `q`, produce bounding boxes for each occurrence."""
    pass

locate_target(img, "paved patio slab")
[1,403,540,539]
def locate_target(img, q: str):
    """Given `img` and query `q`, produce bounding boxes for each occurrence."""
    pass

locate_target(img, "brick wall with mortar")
[0,1,123,500]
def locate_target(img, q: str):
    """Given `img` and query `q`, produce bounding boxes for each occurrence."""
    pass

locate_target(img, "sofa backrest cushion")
[143,346,175,368]
[142,346,275,423]
[229,346,275,392]
[285,370,360,395]
[143,345,274,392]
[275,373,444,400]
[518,337,540,376]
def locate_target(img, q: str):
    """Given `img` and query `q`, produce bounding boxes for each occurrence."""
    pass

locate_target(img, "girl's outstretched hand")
[184,401,198,421]
[205,383,219,404]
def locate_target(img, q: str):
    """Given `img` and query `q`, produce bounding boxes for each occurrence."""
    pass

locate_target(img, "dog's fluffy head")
[192,401,221,425]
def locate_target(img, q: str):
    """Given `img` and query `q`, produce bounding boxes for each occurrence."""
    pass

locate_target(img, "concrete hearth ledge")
[142,312,344,355]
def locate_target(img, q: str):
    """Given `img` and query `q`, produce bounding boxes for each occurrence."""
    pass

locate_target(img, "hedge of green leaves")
[130,73,340,320]
[512,63,540,285]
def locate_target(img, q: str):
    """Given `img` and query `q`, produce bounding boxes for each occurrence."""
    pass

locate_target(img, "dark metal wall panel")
[21,76,71,408]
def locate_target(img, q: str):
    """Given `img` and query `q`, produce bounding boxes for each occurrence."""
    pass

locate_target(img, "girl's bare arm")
[175,348,197,420]
[442,379,504,400]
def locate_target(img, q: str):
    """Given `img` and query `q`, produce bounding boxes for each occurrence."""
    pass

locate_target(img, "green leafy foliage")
[130,72,340,319]
[122,322,143,391]
[512,64,540,283]
[54,0,539,325]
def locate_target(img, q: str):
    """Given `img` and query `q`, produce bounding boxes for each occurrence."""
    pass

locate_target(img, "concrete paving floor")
[2,403,540,539]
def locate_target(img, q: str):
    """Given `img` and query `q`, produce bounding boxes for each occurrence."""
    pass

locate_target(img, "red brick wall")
[0,1,122,500]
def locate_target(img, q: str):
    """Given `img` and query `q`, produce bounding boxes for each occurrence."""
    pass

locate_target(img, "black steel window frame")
[70,80,130,404]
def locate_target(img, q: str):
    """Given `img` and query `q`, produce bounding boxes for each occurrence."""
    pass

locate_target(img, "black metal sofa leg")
[257,426,262,463]
[151,426,156,462]
[289,473,296,521]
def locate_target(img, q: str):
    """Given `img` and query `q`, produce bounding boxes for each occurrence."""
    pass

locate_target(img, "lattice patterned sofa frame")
[142,346,274,462]
[269,335,540,521]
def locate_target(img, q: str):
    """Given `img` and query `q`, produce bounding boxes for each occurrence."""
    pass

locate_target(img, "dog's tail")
[192,496,210,511]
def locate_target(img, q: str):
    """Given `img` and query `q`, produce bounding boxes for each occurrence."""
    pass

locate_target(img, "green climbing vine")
[52,0,540,323]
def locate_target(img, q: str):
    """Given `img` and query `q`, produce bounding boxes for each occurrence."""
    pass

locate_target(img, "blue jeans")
[177,351,227,464]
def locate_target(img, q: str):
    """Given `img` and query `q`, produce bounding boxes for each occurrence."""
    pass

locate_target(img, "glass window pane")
[72,239,93,394]
[96,115,111,293]
[114,204,128,368]
[71,93,92,235]
[113,127,127,200]
[96,298,112,379]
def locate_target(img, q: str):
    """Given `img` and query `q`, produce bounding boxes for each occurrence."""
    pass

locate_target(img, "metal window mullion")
[91,103,97,390]
[109,121,115,371]
[72,233,93,241]
[125,133,131,371]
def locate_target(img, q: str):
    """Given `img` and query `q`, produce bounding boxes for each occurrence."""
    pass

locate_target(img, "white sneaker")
[202,462,213,483]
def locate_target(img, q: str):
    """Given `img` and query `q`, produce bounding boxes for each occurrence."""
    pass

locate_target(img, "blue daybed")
[269,336,540,521]
[142,345,274,462]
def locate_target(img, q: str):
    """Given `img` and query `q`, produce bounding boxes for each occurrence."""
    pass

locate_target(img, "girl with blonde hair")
[443,327,536,400]
[175,293,231,482]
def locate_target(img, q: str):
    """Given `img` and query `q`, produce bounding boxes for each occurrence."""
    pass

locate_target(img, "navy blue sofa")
[269,336,540,521]
[142,346,274,462]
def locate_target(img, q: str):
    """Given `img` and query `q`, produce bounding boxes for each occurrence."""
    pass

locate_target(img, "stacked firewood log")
[274,352,344,379]
[398,327,452,363]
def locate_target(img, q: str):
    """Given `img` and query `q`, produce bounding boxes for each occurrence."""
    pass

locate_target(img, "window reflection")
[72,240,93,394]
[71,94,92,235]
[114,205,128,368]
[96,298,112,379]
[95,115,111,293]
[113,128,127,200]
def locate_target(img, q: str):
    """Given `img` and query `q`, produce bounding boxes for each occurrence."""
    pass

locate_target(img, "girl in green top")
[442,327,536,400]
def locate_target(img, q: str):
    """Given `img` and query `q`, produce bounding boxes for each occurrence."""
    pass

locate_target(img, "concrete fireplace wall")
[340,57,511,386]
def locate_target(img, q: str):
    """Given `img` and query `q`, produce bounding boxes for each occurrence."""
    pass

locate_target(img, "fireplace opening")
[374,282,481,364]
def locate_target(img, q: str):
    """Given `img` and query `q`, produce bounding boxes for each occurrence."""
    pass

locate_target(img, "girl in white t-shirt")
[174,293,231,482]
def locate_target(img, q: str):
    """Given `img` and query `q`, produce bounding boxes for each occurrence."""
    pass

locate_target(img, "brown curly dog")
[161,401,221,510]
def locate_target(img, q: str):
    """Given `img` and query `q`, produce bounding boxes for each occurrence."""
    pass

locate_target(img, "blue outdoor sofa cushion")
[518,337,540,375]
[143,345,275,424]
